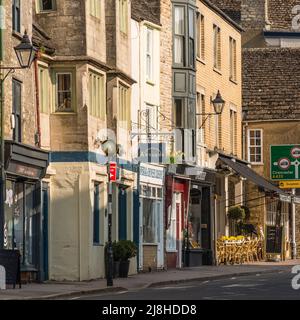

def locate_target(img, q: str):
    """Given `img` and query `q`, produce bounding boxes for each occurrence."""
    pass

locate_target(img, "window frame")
[89,0,101,19]
[12,78,22,143]
[118,83,130,128]
[39,66,50,114]
[146,27,154,82]
[230,108,237,155]
[93,182,101,245]
[197,12,205,61]
[248,129,263,165]
[38,0,57,13]
[89,70,106,120]
[213,24,221,71]
[229,37,237,82]
[174,5,186,66]
[52,69,76,113]
[12,0,21,33]
[119,0,128,34]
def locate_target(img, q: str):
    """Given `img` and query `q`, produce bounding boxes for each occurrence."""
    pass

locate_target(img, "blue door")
[118,187,127,240]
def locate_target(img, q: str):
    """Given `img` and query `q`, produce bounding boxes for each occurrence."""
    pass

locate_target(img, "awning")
[219,155,285,195]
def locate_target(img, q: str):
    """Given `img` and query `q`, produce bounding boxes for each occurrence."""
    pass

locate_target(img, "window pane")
[174,36,184,64]
[189,8,194,39]
[175,99,183,127]
[175,7,184,35]
[56,74,72,111]
[41,0,55,11]
[93,183,100,244]
[143,199,156,243]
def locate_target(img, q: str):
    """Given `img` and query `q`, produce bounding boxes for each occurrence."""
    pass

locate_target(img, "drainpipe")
[33,55,41,148]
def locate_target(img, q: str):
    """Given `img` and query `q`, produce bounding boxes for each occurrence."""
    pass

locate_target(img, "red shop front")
[165,174,190,268]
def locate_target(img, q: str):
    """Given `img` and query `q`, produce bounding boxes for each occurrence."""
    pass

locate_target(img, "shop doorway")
[118,186,127,240]
[41,184,49,281]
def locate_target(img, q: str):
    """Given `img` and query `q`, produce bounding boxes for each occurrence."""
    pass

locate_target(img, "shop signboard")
[266,226,283,255]
[140,163,164,185]
[271,145,300,181]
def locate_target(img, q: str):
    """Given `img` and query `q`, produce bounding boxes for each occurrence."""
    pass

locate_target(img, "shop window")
[143,198,157,244]
[12,0,21,33]
[12,79,22,143]
[39,0,56,12]
[93,183,101,245]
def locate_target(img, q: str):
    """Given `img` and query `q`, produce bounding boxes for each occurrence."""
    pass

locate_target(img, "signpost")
[271,145,300,181]
[271,145,299,259]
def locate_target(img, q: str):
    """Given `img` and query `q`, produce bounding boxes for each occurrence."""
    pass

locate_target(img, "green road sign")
[270,145,300,181]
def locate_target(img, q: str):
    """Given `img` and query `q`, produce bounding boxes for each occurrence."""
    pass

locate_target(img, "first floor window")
[90,0,101,18]
[89,71,105,119]
[230,109,237,155]
[93,183,101,245]
[118,84,130,127]
[12,0,20,33]
[248,129,263,164]
[39,66,49,114]
[55,72,74,112]
[146,28,153,81]
[40,0,56,11]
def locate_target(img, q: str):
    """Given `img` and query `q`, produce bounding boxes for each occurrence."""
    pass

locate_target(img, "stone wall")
[33,0,86,56]
[208,0,241,23]
[3,1,36,146]
[131,0,160,25]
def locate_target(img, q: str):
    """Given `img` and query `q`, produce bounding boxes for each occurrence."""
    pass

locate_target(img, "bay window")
[174,6,185,65]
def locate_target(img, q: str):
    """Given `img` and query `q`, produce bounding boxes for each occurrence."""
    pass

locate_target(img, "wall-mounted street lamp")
[0,31,38,249]
[196,90,225,128]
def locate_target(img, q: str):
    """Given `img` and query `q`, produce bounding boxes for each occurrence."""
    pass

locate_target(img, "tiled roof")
[243,47,300,121]
[32,23,55,55]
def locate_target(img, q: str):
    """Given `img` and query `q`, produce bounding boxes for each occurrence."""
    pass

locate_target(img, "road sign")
[279,180,300,189]
[109,162,117,182]
[271,145,300,181]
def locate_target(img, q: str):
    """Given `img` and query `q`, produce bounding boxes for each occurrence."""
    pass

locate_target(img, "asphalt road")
[72,270,300,300]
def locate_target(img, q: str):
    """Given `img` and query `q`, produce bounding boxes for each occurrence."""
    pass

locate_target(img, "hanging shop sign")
[140,163,164,185]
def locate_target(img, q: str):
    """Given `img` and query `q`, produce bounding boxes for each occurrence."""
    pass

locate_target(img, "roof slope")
[243,47,300,121]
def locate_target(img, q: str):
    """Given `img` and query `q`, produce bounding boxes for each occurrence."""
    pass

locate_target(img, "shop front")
[185,169,216,267]
[139,164,164,271]
[3,141,49,282]
[165,173,190,269]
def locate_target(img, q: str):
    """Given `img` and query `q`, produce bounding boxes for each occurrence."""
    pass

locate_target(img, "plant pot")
[119,260,130,278]
[113,261,120,278]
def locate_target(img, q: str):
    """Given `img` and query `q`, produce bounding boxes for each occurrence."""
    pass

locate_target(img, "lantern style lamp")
[14,30,38,69]
[212,90,225,115]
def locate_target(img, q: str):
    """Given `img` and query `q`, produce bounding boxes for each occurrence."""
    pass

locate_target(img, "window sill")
[229,78,238,85]
[213,68,222,75]
[38,10,57,14]
[196,57,206,65]
[146,80,155,86]
[12,30,23,41]
[166,249,178,253]
[250,162,264,166]
[52,111,77,115]
[143,243,158,246]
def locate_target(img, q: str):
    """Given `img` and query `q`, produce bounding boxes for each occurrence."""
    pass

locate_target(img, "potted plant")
[105,241,125,278]
[227,205,245,221]
[118,240,137,278]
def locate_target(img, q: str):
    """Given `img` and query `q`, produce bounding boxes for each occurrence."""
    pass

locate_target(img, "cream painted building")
[33,0,136,281]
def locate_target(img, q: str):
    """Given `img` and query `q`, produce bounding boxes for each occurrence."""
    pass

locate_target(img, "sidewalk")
[0,260,299,300]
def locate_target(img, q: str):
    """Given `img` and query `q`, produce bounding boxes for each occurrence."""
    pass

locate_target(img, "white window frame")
[230,107,237,155]
[39,66,49,114]
[248,129,263,165]
[146,28,153,82]
[229,37,237,82]
[197,12,205,61]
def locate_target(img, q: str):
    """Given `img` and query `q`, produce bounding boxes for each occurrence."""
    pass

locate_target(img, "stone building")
[0,0,49,282]
[32,0,135,281]
[211,0,300,259]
